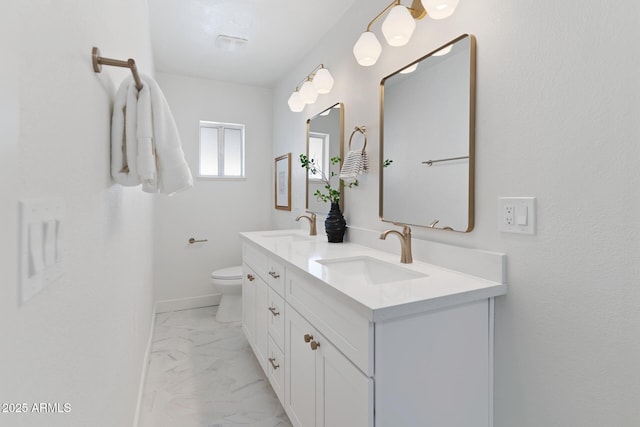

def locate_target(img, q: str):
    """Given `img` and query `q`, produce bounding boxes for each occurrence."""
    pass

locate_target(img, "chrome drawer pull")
[268,357,280,370]
[268,307,280,316]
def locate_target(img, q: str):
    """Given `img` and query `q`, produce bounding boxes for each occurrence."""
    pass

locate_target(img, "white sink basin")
[316,256,427,285]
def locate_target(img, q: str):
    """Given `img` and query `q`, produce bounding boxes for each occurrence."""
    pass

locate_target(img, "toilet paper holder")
[188,237,208,244]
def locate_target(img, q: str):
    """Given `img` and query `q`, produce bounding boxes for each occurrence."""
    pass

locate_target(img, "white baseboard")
[155,294,222,313]
[132,303,157,427]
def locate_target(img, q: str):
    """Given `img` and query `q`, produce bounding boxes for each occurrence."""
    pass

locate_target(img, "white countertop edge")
[239,229,507,321]
[370,285,507,322]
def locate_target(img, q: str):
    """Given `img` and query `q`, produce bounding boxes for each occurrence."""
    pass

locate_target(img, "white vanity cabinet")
[240,232,506,427]
[242,242,287,395]
[285,303,373,427]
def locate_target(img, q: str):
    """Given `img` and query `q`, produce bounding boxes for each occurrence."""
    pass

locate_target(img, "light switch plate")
[19,198,65,305]
[499,197,536,235]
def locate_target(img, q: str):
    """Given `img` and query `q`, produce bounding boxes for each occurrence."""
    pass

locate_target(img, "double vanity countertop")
[240,229,507,322]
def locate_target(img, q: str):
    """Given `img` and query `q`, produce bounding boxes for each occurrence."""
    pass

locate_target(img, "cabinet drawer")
[243,243,268,281]
[267,258,285,297]
[286,269,374,376]
[267,336,285,405]
[267,287,285,350]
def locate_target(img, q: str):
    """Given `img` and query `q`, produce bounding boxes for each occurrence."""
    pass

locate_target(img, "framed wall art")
[275,153,291,211]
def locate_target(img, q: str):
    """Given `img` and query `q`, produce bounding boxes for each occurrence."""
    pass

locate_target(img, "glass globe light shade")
[287,91,305,112]
[432,44,453,56]
[312,68,334,94]
[299,80,318,104]
[422,0,460,20]
[381,5,416,47]
[353,31,382,66]
[399,63,418,74]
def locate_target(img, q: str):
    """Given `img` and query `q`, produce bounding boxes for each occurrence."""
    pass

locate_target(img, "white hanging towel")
[339,126,368,185]
[339,151,369,185]
[111,75,193,195]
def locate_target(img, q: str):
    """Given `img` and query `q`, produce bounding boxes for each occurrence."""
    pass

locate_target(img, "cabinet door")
[255,277,269,374]
[285,305,317,427]
[242,264,257,347]
[285,304,373,427]
[317,338,373,427]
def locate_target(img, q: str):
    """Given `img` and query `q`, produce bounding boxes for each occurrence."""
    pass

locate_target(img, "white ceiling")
[149,0,357,87]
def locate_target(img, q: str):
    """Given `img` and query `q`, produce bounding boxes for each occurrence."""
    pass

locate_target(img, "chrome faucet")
[296,211,317,236]
[380,224,413,264]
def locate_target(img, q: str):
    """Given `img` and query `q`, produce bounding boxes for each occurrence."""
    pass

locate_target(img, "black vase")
[325,202,347,243]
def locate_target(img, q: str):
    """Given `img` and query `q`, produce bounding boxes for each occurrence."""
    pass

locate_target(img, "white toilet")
[211,265,243,323]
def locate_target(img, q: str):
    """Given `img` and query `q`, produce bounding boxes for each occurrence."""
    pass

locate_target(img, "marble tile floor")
[138,306,292,427]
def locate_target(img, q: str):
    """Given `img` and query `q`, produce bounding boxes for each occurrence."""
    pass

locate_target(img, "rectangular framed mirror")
[380,34,476,232]
[306,103,344,214]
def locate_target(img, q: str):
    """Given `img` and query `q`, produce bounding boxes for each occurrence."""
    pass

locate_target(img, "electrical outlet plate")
[499,197,536,235]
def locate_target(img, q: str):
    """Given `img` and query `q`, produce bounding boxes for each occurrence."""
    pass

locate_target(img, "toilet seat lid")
[211,265,243,280]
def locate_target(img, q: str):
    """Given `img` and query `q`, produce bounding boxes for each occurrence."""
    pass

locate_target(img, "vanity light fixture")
[299,79,319,104]
[422,0,459,19]
[353,0,460,67]
[288,92,305,112]
[287,64,335,112]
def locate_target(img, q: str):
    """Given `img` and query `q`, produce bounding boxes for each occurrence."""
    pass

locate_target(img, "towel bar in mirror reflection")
[422,155,469,166]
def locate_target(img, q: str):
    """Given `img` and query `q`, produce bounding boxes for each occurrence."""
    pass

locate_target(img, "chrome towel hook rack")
[92,47,143,91]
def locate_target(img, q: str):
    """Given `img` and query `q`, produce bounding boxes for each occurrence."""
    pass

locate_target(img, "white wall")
[272,0,640,425]
[153,73,273,303]
[0,1,155,426]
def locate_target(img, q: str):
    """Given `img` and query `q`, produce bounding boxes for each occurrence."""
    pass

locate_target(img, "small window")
[308,132,330,181]
[199,121,245,178]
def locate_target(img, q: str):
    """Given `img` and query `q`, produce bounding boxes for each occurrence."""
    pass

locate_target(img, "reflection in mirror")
[306,103,344,214]
[380,34,475,232]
